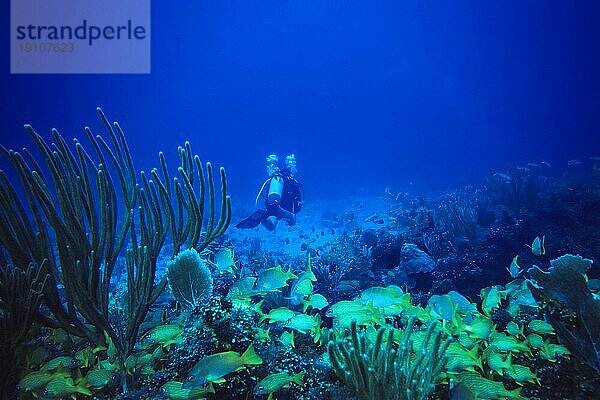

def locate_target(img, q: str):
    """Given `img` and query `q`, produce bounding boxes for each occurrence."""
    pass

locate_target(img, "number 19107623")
[19,42,74,52]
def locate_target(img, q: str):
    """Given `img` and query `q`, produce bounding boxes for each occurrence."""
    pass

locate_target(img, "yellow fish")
[17,371,70,395]
[161,381,215,400]
[505,364,539,385]
[277,331,295,348]
[284,314,322,343]
[183,345,263,388]
[333,308,384,329]
[527,319,554,335]
[255,266,297,292]
[41,377,92,399]
[326,300,374,317]
[74,347,96,369]
[256,326,271,343]
[259,307,297,324]
[211,248,235,275]
[40,356,81,371]
[356,285,404,308]
[83,368,120,390]
[301,293,329,313]
[297,253,317,282]
[140,324,183,349]
[254,371,304,400]
[456,371,521,399]
[227,276,258,300]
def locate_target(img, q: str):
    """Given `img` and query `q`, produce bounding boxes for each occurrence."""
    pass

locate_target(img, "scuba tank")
[267,176,284,205]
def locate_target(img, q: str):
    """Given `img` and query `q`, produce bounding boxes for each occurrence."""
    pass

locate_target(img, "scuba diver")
[236,154,303,231]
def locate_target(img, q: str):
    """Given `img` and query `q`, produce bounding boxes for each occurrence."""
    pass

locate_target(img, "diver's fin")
[235,209,266,229]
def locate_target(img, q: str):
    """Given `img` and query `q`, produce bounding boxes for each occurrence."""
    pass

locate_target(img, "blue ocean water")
[2,2,600,400]
[2,1,599,200]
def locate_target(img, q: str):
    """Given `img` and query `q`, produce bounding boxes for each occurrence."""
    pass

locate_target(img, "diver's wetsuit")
[263,170,303,220]
[235,169,303,230]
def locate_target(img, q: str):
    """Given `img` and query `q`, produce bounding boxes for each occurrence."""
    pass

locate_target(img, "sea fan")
[167,249,213,308]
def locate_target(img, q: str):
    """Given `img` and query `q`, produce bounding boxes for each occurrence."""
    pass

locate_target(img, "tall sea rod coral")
[0,108,231,390]
[328,319,450,400]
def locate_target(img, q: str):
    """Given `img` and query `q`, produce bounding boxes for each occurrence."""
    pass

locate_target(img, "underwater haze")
[2,2,600,400]
[2,1,599,198]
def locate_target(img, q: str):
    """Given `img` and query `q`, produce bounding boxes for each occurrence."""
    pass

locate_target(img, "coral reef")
[1,111,600,400]
[0,109,230,392]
